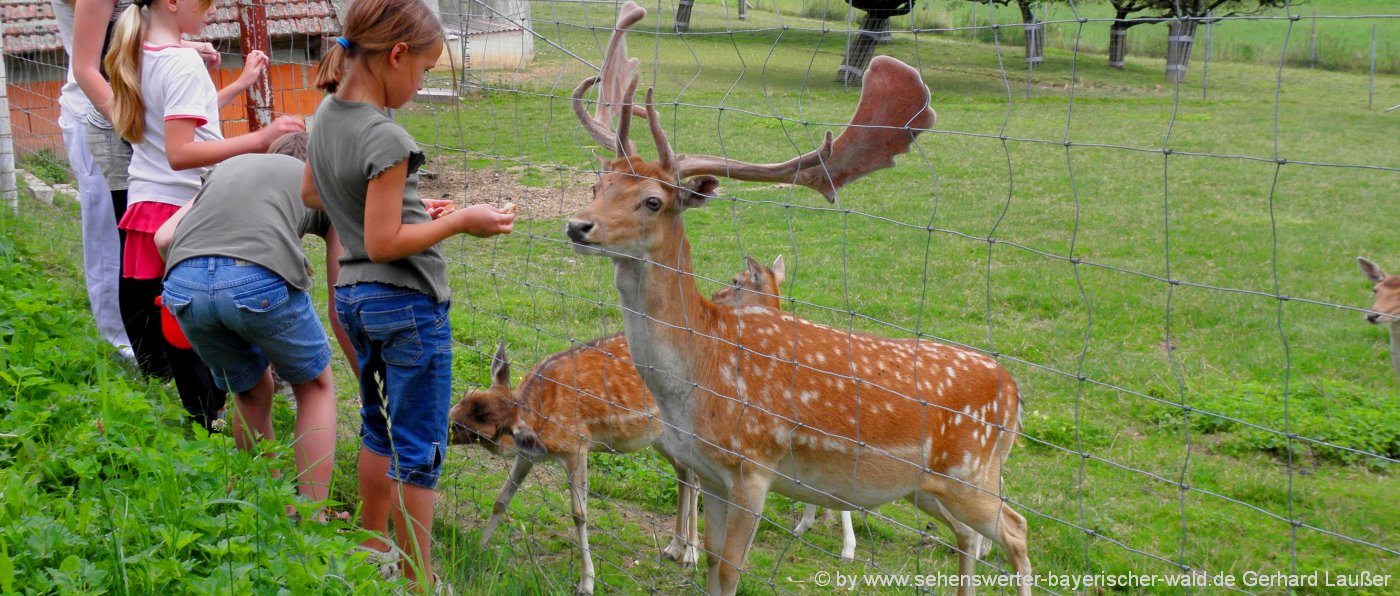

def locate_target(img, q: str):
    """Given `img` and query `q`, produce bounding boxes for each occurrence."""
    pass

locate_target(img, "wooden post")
[0,28,17,212]
[238,0,275,130]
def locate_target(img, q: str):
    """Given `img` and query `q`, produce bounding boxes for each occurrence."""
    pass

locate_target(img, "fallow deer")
[562,4,1029,594]
[452,256,856,594]
[1357,257,1400,378]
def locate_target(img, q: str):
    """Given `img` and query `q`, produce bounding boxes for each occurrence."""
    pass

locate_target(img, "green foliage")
[0,212,391,593]
[1151,380,1400,467]
[18,149,73,187]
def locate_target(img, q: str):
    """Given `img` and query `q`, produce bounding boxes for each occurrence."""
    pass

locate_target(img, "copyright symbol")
[814,571,831,587]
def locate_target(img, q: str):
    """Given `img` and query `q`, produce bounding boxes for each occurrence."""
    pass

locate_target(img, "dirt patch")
[419,156,594,221]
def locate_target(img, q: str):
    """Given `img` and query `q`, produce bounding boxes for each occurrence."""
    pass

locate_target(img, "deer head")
[566,2,932,258]
[450,343,543,457]
[712,255,785,309]
[1358,257,1400,325]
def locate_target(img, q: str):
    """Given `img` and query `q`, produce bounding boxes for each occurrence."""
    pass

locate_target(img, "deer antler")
[671,56,934,202]
[572,2,648,155]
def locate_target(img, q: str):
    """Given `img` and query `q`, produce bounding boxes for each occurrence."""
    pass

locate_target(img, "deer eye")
[644,197,663,212]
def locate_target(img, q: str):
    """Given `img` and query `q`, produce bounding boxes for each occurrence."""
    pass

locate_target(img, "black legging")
[113,190,224,430]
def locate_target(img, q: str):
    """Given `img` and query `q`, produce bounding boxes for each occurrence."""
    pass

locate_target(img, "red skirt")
[118,201,181,280]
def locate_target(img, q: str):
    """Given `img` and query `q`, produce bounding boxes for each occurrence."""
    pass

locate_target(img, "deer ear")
[771,254,785,287]
[744,255,762,278]
[679,176,719,210]
[491,342,511,388]
[1359,257,1387,283]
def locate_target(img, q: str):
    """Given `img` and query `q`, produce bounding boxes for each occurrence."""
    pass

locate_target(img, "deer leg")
[663,464,699,566]
[699,485,730,595]
[838,510,856,561]
[909,494,984,596]
[713,474,772,596]
[793,503,818,536]
[686,469,701,564]
[481,455,534,546]
[924,477,1032,596]
[564,451,596,596]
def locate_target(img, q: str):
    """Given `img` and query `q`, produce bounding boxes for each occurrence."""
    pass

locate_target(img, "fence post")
[1309,13,1317,68]
[1369,23,1377,110]
[1202,10,1212,100]
[0,28,17,212]
[238,0,276,130]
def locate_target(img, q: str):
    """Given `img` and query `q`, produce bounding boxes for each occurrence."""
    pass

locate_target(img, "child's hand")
[260,115,306,148]
[449,204,515,238]
[422,198,457,219]
[236,50,269,88]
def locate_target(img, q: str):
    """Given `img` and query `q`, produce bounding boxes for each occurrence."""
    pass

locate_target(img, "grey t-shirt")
[165,153,331,291]
[307,95,449,302]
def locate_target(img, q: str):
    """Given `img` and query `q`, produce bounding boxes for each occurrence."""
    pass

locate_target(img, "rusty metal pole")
[238,0,275,130]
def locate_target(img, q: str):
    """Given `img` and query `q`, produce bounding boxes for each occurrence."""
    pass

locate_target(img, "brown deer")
[561,4,1029,595]
[453,256,859,594]
[1357,257,1400,378]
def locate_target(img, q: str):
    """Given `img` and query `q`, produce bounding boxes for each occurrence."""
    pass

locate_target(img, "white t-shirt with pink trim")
[127,44,223,207]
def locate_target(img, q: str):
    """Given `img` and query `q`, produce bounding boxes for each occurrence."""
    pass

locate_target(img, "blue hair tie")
[335,37,351,49]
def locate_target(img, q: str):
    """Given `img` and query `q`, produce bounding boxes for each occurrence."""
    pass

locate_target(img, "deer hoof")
[661,539,699,567]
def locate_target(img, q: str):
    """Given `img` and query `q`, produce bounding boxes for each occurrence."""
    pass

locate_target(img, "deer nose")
[1367,313,1381,324]
[566,220,595,242]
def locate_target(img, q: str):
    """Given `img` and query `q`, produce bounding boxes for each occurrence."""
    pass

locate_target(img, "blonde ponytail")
[313,0,443,94]
[104,1,149,143]
[312,41,349,93]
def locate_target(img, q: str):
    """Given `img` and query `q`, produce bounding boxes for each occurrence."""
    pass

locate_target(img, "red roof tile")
[2,0,340,55]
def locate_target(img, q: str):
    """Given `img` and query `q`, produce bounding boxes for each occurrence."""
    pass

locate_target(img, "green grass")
[403,1,1399,592]
[764,0,1400,74]
[5,0,1397,592]
[19,149,73,187]
[0,201,394,592]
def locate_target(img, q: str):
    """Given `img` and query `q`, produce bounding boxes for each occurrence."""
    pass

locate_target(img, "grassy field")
[764,0,1400,75]
[5,0,1398,593]
[388,1,1400,593]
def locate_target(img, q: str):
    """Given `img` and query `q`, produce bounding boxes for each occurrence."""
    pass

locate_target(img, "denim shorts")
[335,282,452,489]
[162,257,331,393]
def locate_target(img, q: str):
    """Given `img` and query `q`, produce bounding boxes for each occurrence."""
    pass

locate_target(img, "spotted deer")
[561,4,1029,594]
[1357,257,1400,378]
[452,256,855,594]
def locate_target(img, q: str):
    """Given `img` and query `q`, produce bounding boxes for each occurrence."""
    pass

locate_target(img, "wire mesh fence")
[4,0,1398,592]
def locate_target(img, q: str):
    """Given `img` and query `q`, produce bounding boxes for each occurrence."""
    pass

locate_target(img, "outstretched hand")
[236,50,269,89]
[449,204,515,238]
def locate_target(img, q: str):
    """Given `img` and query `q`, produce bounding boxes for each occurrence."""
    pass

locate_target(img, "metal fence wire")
[3,0,1397,593]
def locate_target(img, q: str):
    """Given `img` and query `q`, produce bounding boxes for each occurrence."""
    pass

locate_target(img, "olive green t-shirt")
[307,95,449,302]
[165,153,331,291]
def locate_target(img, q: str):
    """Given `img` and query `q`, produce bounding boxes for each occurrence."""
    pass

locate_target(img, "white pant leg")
[60,107,130,351]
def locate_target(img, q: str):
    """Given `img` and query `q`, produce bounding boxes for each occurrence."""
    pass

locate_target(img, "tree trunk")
[1019,2,1042,66]
[675,0,694,32]
[1165,19,1198,83]
[1108,9,1130,68]
[835,13,889,85]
